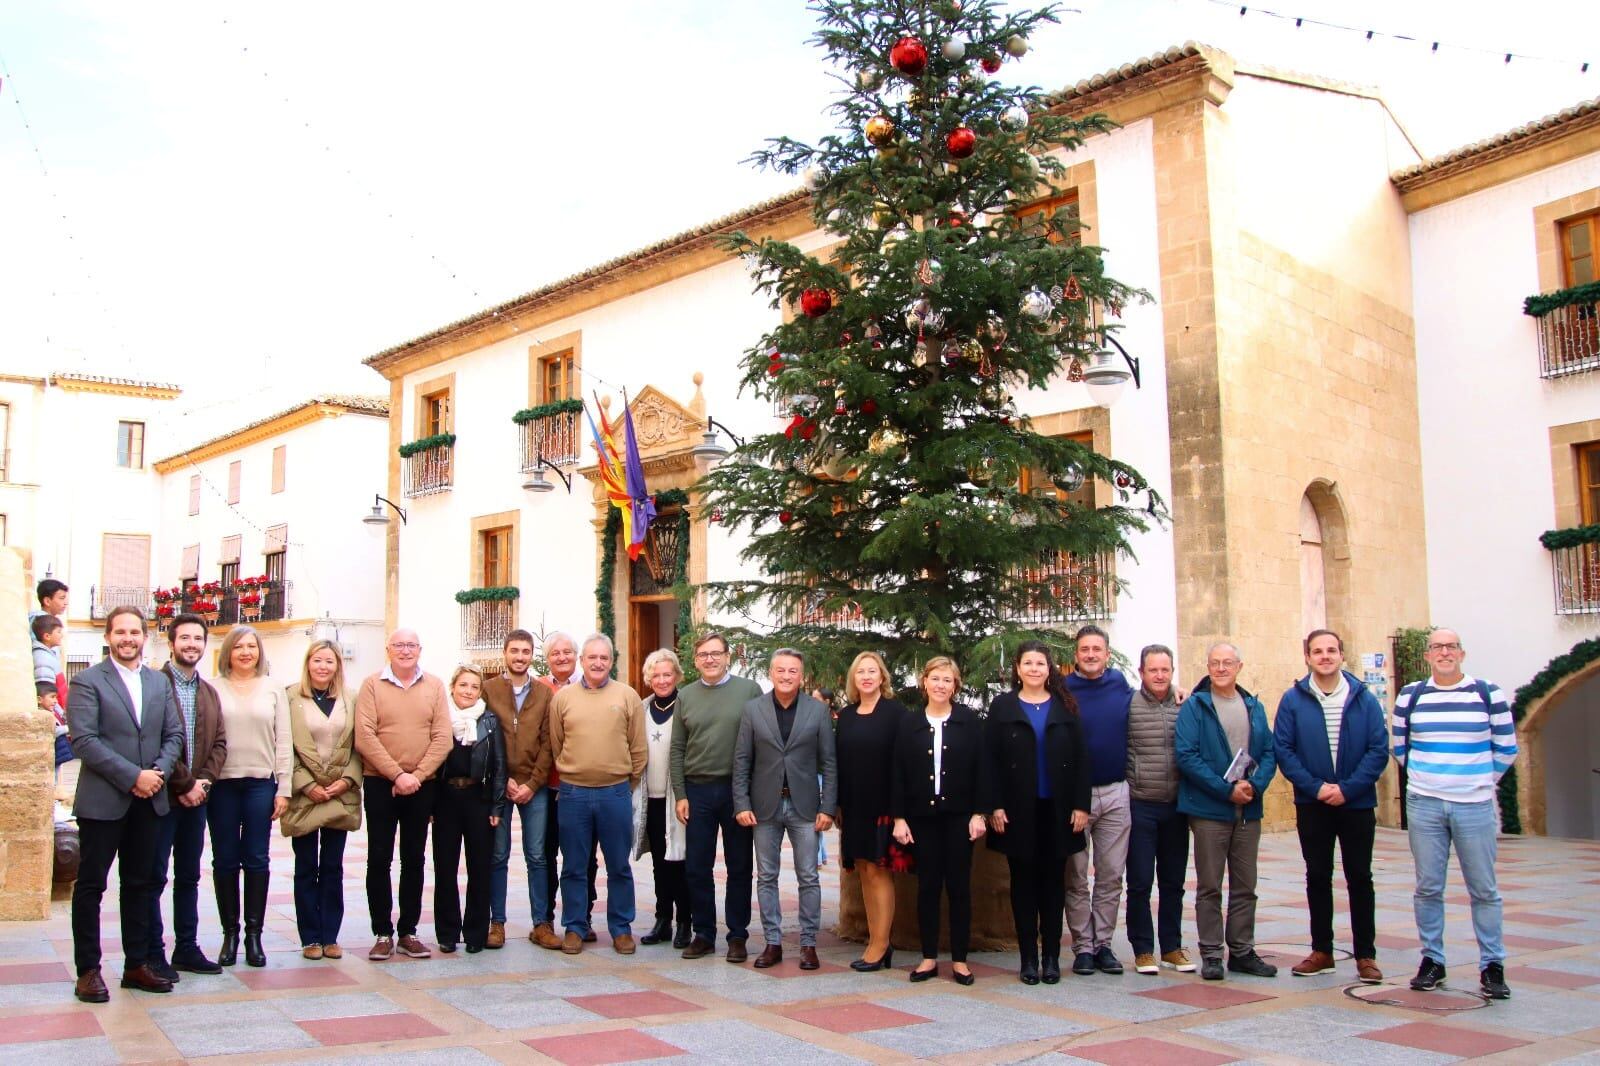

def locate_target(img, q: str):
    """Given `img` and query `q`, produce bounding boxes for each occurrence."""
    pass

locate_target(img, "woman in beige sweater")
[207,625,291,968]
[281,640,362,959]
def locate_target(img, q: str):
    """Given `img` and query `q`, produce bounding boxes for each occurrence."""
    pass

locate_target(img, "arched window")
[1300,494,1327,635]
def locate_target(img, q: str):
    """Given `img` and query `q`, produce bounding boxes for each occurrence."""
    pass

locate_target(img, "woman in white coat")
[633,648,689,948]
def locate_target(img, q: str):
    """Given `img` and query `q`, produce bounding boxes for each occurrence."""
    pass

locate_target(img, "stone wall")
[0,548,55,919]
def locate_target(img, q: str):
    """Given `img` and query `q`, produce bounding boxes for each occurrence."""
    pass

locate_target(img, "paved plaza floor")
[5,822,1600,1063]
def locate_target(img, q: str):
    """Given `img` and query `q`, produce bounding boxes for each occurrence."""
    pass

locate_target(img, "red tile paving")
[0,1010,103,1043]
[784,1002,930,1033]
[1502,933,1578,951]
[1066,1036,1238,1065]
[1506,965,1600,990]
[1364,1020,1531,1057]
[1137,984,1275,1009]
[1374,933,1418,952]
[564,990,704,1019]
[0,961,72,985]
[1504,911,1581,927]
[525,1029,685,1065]
[299,1012,446,1045]
[231,966,358,991]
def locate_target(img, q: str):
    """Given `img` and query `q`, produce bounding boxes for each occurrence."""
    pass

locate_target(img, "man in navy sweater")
[1063,625,1134,976]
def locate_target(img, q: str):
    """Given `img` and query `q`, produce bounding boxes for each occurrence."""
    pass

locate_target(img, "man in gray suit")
[733,648,836,971]
[68,606,185,1002]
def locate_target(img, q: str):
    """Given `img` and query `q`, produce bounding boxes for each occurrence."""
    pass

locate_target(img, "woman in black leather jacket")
[432,663,507,953]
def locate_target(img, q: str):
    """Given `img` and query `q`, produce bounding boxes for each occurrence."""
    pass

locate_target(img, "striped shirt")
[1393,674,1517,804]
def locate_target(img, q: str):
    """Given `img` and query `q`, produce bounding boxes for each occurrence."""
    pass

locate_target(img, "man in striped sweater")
[1393,628,1518,1000]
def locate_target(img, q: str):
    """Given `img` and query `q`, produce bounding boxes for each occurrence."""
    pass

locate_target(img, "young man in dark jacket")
[1274,628,1388,984]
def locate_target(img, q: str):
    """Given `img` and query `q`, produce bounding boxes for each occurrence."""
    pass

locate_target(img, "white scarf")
[451,699,486,746]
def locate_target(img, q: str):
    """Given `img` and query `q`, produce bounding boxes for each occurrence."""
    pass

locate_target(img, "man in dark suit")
[148,612,228,980]
[732,648,836,971]
[68,606,185,1002]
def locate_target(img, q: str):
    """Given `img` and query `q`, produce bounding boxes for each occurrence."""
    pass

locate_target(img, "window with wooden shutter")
[1563,212,1599,287]
[188,474,201,515]
[181,544,200,580]
[271,445,286,494]
[227,461,241,504]
[481,526,512,587]
[264,524,288,554]
[220,535,241,564]
[101,533,151,596]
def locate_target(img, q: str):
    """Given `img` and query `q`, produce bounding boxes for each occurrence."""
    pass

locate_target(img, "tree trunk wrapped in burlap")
[836,844,1015,951]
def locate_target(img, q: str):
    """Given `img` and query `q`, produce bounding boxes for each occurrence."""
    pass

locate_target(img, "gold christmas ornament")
[865,115,896,147]
[868,427,905,456]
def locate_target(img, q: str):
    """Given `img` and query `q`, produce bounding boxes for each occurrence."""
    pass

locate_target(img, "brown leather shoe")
[562,930,584,954]
[531,924,563,950]
[799,946,820,971]
[725,937,748,964]
[613,934,636,955]
[682,936,714,959]
[396,935,431,958]
[322,944,343,960]
[1356,957,1383,984]
[753,944,784,969]
[1292,950,1336,977]
[301,944,323,960]
[119,963,174,993]
[486,922,505,949]
[75,968,109,1003]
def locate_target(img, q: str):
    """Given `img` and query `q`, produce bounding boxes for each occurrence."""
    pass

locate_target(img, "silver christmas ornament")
[1021,289,1054,320]
[1006,34,1029,58]
[1000,105,1029,132]
[905,297,932,331]
[942,39,966,61]
[857,68,882,91]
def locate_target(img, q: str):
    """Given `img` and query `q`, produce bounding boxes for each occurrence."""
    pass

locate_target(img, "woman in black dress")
[835,650,907,971]
[892,656,987,985]
[986,640,1090,985]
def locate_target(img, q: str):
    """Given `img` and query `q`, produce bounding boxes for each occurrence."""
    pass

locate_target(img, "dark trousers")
[1007,798,1067,956]
[74,800,160,976]
[540,785,597,926]
[149,801,209,960]
[1125,797,1189,956]
[684,778,753,943]
[291,829,347,947]
[364,776,435,937]
[1296,803,1377,958]
[206,777,276,875]
[647,796,690,925]
[909,811,974,962]
[434,783,494,947]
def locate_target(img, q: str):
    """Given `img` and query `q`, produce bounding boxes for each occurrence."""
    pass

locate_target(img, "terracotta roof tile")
[155,394,388,466]
[1393,96,1600,185]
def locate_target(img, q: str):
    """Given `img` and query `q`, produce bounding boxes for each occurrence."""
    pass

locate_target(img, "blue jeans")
[684,778,753,944]
[491,788,548,925]
[206,778,277,875]
[557,781,634,938]
[291,829,347,947]
[754,797,821,947]
[1407,793,1504,968]
[1125,798,1189,956]
[149,802,209,960]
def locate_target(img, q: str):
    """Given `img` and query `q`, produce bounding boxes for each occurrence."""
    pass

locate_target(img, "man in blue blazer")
[67,606,185,1002]
[1274,628,1389,985]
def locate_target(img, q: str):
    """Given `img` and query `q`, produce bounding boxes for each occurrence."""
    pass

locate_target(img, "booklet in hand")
[1223,748,1258,783]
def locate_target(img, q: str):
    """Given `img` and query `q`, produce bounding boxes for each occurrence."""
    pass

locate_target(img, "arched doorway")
[1299,480,1352,640]
[1519,656,1600,839]
[1300,495,1327,634]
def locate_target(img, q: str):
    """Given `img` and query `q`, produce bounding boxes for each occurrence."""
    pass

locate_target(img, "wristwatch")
[200,780,213,796]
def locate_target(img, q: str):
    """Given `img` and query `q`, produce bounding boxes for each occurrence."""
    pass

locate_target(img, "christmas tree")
[701,0,1158,691]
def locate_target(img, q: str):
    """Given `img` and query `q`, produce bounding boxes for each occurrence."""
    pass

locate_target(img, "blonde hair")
[296,639,347,701]
[641,648,683,686]
[844,651,894,704]
[217,625,269,679]
[449,663,486,691]
[919,655,962,694]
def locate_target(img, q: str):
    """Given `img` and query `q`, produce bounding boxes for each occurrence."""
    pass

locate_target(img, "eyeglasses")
[1208,659,1240,669]
[694,650,727,660]
[1427,642,1462,653]
[390,642,420,651]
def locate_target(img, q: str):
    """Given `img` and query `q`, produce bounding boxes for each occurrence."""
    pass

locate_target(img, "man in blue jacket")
[1175,642,1278,981]
[1274,629,1388,985]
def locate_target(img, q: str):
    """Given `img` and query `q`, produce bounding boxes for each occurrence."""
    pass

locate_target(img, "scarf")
[450,699,486,746]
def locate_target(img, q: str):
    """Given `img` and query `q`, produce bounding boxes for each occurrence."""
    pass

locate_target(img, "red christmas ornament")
[1115,473,1133,489]
[779,510,794,525]
[800,288,833,317]
[947,210,968,228]
[946,126,977,159]
[800,419,817,441]
[860,399,878,416]
[768,358,784,377]
[889,36,928,76]
[835,398,847,415]
[981,54,1002,74]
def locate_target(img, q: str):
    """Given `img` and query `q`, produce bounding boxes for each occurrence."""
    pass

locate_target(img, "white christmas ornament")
[942,39,966,61]
[1000,105,1029,132]
[1006,35,1029,57]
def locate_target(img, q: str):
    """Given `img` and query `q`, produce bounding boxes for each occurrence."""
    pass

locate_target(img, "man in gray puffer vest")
[1124,644,1194,975]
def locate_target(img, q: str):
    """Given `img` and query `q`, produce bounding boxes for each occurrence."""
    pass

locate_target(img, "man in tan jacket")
[354,628,451,961]
[483,628,555,948]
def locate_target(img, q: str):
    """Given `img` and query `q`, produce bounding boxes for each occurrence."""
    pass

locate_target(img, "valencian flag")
[620,392,657,561]
[586,397,632,552]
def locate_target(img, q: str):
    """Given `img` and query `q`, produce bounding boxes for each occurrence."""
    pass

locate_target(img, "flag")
[587,399,632,552]
[621,393,657,562]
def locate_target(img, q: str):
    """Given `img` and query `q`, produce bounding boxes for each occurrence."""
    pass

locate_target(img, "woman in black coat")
[986,639,1091,985]
[432,664,508,954]
[836,650,908,971]
[892,656,988,985]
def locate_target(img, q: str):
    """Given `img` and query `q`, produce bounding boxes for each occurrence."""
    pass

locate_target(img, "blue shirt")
[1065,670,1133,786]
[1020,697,1052,798]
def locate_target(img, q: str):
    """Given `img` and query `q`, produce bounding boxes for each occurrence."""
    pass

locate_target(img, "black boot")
[1041,944,1062,984]
[1019,941,1040,985]
[640,916,673,945]
[215,871,240,967]
[243,870,269,967]
[673,921,692,950]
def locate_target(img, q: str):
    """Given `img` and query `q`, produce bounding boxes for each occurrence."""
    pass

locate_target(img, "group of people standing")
[62,604,1519,1008]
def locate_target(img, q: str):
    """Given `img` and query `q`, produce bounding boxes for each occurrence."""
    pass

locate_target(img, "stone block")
[0,548,52,920]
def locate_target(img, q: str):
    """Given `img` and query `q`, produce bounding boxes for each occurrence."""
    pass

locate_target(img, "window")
[422,390,451,436]
[1015,190,1082,245]
[116,421,145,468]
[220,559,239,591]
[539,350,577,404]
[271,445,286,494]
[264,524,288,584]
[1579,442,1600,525]
[181,544,200,581]
[1018,430,1096,511]
[99,533,151,614]
[481,525,512,587]
[0,401,10,481]
[1563,212,1599,287]
[0,513,6,545]
[227,461,241,504]
[220,534,241,566]
[188,475,201,515]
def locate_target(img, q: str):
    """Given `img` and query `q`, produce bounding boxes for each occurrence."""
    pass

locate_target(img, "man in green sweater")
[670,632,763,962]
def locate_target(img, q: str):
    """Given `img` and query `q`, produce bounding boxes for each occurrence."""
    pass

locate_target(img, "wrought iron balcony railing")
[1526,285,1600,379]
[1004,548,1115,626]
[461,596,518,650]
[89,585,154,621]
[518,407,581,470]
[404,443,454,497]
[1550,542,1600,615]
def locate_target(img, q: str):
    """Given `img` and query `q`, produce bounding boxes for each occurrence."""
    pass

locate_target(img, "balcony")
[90,585,154,621]
[785,576,873,632]
[1525,283,1600,379]
[458,587,518,650]
[1005,548,1115,626]
[153,581,291,628]
[515,400,582,470]
[1544,528,1600,614]
[401,435,454,497]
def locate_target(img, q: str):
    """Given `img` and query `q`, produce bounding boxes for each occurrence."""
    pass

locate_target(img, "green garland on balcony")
[1539,524,1600,550]
[511,398,585,424]
[454,585,520,604]
[398,432,457,458]
[1523,281,1600,318]
[596,489,692,659]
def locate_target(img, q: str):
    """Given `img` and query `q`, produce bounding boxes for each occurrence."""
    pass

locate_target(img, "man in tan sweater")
[354,628,451,961]
[549,633,647,955]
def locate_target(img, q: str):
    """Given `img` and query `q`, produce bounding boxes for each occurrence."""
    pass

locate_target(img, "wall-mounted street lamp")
[523,455,573,494]
[690,415,748,465]
[1083,335,1143,408]
[361,494,406,528]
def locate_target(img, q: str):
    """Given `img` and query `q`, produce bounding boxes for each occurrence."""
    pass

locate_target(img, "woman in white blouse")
[207,625,291,967]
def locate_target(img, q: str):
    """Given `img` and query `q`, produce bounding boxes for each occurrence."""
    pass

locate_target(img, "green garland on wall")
[596,489,693,669]
[398,432,456,458]
[1500,636,1600,835]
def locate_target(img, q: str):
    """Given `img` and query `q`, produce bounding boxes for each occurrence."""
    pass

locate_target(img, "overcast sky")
[3,0,1597,447]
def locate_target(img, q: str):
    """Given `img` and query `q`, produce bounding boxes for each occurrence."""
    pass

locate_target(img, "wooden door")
[628,601,660,690]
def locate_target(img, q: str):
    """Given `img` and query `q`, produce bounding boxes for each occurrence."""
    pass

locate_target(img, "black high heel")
[952,965,976,986]
[851,947,895,972]
[909,961,939,983]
